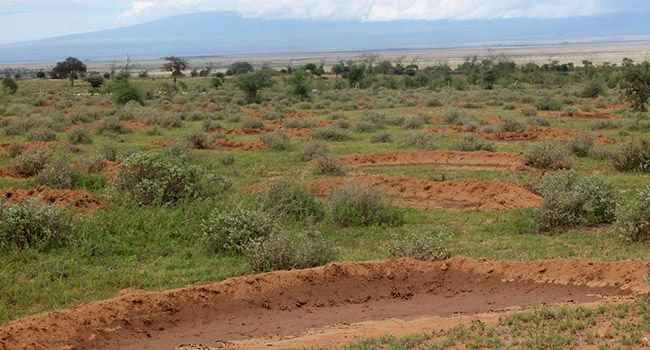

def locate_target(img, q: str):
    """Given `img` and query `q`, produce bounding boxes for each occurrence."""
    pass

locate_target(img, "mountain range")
[1,11,649,63]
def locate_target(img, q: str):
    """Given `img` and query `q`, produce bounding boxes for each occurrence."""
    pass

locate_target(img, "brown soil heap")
[0,166,26,179]
[149,139,267,151]
[309,175,541,211]
[340,150,527,170]
[539,111,616,119]
[0,257,646,350]
[423,125,467,133]
[0,141,66,155]
[477,126,615,145]
[209,127,312,137]
[64,120,149,132]
[0,186,106,213]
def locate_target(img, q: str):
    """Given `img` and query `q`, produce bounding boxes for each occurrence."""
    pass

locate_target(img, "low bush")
[284,119,314,129]
[260,130,293,150]
[298,140,329,162]
[442,109,464,124]
[452,134,495,152]
[27,127,57,142]
[12,148,51,176]
[66,128,93,144]
[202,208,279,253]
[241,116,265,129]
[311,126,351,141]
[403,131,437,150]
[563,106,580,117]
[111,151,202,206]
[615,186,650,242]
[327,183,404,227]
[0,198,72,250]
[524,140,570,169]
[96,116,131,135]
[425,98,443,107]
[520,107,538,117]
[499,116,527,132]
[370,131,393,143]
[568,134,595,157]
[387,228,453,260]
[404,116,425,129]
[535,95,564,111]
[333,119,351,129]
[35,151,79,189]
[536,170,617,231]
[183,129,213,149]
[354,121,377,133]
[313,157,345,175]
[244,231,335,272]
[261,181,323,220]
[202,120,222,132]
[610,138,650,172]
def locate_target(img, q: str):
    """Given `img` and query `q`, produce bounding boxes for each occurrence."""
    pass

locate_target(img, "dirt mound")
[285,110,319,118]
[309,176,541,211]
[0,186,105,213]
[1,256,646,350]
[0,166,27,179]
[209,128,312,137]
[539,111,616,119]
[423,125,467,133]
[121,120,150,131]
[340,150,526,170]
[100,160,120,183]
[149,139,267,151]
[263,119,335,127]
[0,141,67,155]
[477,126,615,145]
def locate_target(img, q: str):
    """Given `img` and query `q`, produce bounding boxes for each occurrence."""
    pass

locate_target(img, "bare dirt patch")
[121,120,150,131]
[539,111,616,119]
[149,139,267,151]
[209,127,312,137]
[0,141,67,155]
[1,256,646,350]
[0,166,28,179]
[340,150,527,170]
[309,176,541,211]
[423,125,468,133]
[477,126,616,145]
[0,186,105,213]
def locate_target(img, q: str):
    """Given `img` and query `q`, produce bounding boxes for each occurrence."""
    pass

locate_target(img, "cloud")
[116,0,613,23]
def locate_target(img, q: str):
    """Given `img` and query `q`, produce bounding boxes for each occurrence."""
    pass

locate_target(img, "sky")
[1,0,649,44]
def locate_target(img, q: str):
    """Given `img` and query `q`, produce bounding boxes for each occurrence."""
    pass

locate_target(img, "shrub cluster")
[611,138,650,172]
[327,183,404,227]
[387,228,453,261]
[0,199,72,250]
[524,140,570,169]
[453,134,495,152]
[260,130,293,150]
[615,186,650,242]
[403,131,437,150]
[260,181,323,220]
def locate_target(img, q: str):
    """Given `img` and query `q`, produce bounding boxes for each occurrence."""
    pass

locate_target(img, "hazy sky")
[1,0,648,44]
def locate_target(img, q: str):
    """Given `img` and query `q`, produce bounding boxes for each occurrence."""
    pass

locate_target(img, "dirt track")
[1,257,647,350]
[340,150,527,170]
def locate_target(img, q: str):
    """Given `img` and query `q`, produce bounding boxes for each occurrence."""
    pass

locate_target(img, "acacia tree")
[161,56,189,89]
[52,57,87,86]
[236,69,274,103]
[621,61,650,112]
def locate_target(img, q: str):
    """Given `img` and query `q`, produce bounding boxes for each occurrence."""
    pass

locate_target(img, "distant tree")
[347,65,365,88]
[161,56,189,89]
[138,70,149,78]
[230,61,254,75]
[236,69,274,103]
[331,64,344,79]
[211,75,223,89]
[2,75,18,94]
[190,69,199,77]
[35,71,46,79]
[286,69,311,100]
[620,61,650,112]
[52,57,87,86]
[84,74,105,88]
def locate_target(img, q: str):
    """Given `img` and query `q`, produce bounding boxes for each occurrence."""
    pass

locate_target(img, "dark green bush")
[403,131,437,150]
[536,170,617,231]
[535,96,563,111]
[183,129,213,149]
[66,128,93,145]
[111,151,201,206]
[370,131,393,143]
[260,130,293,150]
[387,228,453,260]
[261,181,323,220]
[0,198,72,250]
[27,127,57,142]
[12,148,51,176]
[568,134,595,157]
[611,138,650,172]
[313,157,345,175]
[524,140,570,169]
[327,183,404,227]
[96,116,131,135]
[615,186,650,242]
[112,80,143,105]
[499,116,527,132]
[241,116,264,129]
[311,127,351,141]
[453,134,495,152]
[202,208,279,253]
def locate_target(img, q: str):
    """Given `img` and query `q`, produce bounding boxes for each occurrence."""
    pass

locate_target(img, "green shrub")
[404,117,425,129]
[241,116,264,129]
[35,151,79,189]
[361,111,387,128]
[111,151,201,206]
[524,140,570,169]
[12,148,51,176]
[327,183,404,227]
[568,134,595,157]
[261,181,323,220]
[202,208,279,253]
[520,107,538,117]
[370,131,393,143]
[311,126,351,141]
[244,231,335,272]
[442,109,464,124]
[536,170,617,231]
[217,153,236,165]
[386,115,406,126]
[112,80,143,105]
[403,131,437,150]
[298,140,329,162]
[425,98,443,107]
[499,116,527,132]
[527,116,551,126]
[387,228,453,260]
[202,120,222,132]
[563,106,580,116]
[333,119,351,129]
[535,95,564,111]
[260,130,293,151]
[284,119,314,128]
[354,121,377,133]
[66,128,93,144]
[453,134,495,152]
[27,127,57,142]
[502,103,516,110]
[183,129,212,149]
[313,157,345,175]
[611,138,650,172]
[0,198,72,250]
[615,186,650,242]
[96,116,131,135]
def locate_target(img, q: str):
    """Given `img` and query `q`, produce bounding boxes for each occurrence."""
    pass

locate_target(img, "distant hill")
[1,11,649,63]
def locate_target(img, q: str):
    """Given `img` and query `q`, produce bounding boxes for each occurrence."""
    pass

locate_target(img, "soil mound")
[0,141,66,155]
[477,126,615,145]
[209,128,312,137]
[1,256,646,350]
[121,120,150,131]
[423,125,467,133]
[285,110,319,118]
[0,166,27,179]
[149,139,267,151]
[0,186,105,213]
[540,111,616,119]
[309,176,541,211]
[340,150,526,170]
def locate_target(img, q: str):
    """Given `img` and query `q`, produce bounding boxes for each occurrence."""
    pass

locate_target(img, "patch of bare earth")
[0,186,105,213]
[0,166,27,179]
[209,127,312,137]
[0,141,67,155]
[340,150,527,170]
[477,126,616,145]
[149,139,267,151]
[1,257,646,350]
[309,176,541,211]
[539,111,617,119]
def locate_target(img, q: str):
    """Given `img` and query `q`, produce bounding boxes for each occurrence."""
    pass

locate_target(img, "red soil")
[340,150,527,170]
[309,176,542,211]
[0,186,105,213]
[285,110,319,118]
[0,166,27,179]
[1,256,646,350]
[423,125,468,133]
[480,116,502,124]
[0,141,67,155]
[539,111,616,119]
[121,120,150,131]
[150,138,266,151]
[477,126,616,145]
[209,127,312,137]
